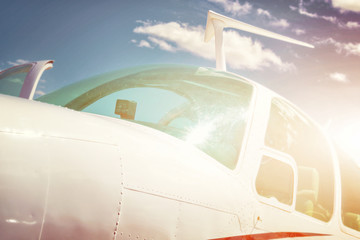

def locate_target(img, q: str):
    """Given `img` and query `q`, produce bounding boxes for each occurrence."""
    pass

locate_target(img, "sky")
[1,0,359,161]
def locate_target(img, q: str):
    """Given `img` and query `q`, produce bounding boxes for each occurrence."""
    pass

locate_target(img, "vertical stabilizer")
[204,10,314,71]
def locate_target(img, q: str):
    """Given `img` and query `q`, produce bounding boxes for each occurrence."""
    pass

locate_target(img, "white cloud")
[134,21,214,59]
[8,78,23,84]
[299,2,319,18]
[293,28,306,35]
[296,0,349,27]
[257,8,271,18]
[329,72,350,83]
[323,16,337,24]
[341,42,360,56]
[35,90,46,96]
[134,21,294,71]
[296,0,360,28]
[299,0,338,23]
[340,21,360,29]
[224,30,295,71]
[7,59,30,66]
[270,19,290,28]
[131,39,153,48]
[148,37,176,52]
[332,0,360,12]
[257,8,289,29]
[316,38,360,56]
[208,0,252,16]
[289,5,298,11]
[138,40,152,48]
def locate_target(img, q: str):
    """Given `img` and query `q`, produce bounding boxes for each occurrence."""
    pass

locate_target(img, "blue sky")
[1,0,360,159]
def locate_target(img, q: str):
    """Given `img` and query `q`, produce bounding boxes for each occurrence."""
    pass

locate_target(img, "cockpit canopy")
[38,65,254,169]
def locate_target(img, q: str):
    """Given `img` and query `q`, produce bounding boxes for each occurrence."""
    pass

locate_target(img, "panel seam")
[113,155,124,240]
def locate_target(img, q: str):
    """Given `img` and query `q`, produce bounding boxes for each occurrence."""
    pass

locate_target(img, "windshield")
[0,64,32,97]
[38,65,254,169]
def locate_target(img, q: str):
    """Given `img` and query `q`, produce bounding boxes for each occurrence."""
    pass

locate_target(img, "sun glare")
[334,121,360,164]
[185,121,215,146]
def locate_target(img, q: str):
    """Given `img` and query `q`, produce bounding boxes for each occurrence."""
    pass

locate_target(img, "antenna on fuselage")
[204,10,314,71]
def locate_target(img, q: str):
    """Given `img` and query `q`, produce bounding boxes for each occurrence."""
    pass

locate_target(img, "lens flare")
[335,121,360,164]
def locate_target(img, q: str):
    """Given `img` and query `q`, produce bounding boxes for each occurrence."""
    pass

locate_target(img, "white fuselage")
[0,78,357,240]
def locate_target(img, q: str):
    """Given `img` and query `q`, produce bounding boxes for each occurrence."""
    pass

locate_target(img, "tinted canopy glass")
[38,65,254,169]
[0,64,32,97]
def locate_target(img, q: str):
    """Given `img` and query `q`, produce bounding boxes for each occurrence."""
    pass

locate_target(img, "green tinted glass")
[38,65,253,169]
[0,65,32,97]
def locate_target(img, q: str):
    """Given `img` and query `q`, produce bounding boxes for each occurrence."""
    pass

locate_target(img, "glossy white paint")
[0,94,256,239]
[0,74,358,239]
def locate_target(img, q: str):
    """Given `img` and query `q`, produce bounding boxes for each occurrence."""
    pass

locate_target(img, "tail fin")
[204,10,314,71]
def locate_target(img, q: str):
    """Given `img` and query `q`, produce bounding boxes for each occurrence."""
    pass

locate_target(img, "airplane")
[0,10,359,240]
